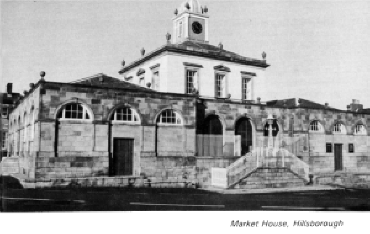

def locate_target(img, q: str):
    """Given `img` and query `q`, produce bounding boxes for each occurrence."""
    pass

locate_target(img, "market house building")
[2,0,370,189]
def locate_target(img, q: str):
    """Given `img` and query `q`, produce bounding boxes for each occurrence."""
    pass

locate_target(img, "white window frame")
[111,107,140,124]
[58,103,92,121]
[139,77,145,87]
[354,124,367,135]
[215,73,226,98]
[157,109,183,126]
[186,69,198,94]
[333,123,346,134]
[241,77,251,100]
[152,70,160,91]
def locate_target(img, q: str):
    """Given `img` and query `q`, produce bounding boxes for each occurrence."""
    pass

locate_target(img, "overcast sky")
[1,0,369,109]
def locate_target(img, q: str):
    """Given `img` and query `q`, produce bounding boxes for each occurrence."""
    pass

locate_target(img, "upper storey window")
[333,123,346,134]
[354,124,366,135]
[186,70,198,94]
[152,71,160,90]
[157,109,182,125]
[215,73,226,98]
[183,62,202,94]
[241,78,250,100]
[57,103,91,120]
[112,107,140,123]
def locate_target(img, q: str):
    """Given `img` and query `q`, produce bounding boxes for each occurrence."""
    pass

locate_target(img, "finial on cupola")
[40,71,46,81]
[166,32,171,44]
[140,48,145,56]
[204,5,208,13]
[185,2,190,10]
[262,51,266,60]
[174,8,178,15]
[219,42,223,50]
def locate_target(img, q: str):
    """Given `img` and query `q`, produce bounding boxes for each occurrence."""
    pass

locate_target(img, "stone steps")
[232,167,307,189]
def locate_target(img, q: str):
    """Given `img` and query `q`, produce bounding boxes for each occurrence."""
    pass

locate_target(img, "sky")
[1,0,370,109]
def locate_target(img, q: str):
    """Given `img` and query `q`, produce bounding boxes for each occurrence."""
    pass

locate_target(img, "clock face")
[192,21,203,34]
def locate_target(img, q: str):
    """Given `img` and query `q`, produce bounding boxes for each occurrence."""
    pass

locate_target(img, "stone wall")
[234,168,306,189]
[140,156,237,188]
[6,82,197,180]
[200,99,370,176]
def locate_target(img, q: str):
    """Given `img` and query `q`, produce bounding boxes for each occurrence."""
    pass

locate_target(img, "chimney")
[7,83,12,94]
[349,99,363,112]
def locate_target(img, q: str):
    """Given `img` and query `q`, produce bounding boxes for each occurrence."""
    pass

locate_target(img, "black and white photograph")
[1,0,369,232]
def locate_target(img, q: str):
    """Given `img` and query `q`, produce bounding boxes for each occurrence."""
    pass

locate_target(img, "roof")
[266,98,342,111]
[119,40,269,74]
[70,73,156,92]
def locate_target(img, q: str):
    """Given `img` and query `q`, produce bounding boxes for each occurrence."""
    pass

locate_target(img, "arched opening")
[263,119,279,137]
[156,109,182,125]
[110,107,140,123]
[57,103,92,120]
[235,118,253,154]
[199,115,223,156]
[203,115,223,135]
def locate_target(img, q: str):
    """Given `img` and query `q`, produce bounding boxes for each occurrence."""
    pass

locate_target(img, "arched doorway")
[200,115,223,156]
[235,118,253,155]
[203,115,223,135]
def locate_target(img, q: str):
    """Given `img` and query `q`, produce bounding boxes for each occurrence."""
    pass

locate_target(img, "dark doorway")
[235,118,253,155]
[113,138,134,176]
[199,115,223,156]
[334,144,343,171]
[203,115,223,135]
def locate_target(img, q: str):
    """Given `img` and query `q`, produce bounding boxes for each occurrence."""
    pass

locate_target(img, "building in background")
[2,0,370,189]
[0,83,21,161]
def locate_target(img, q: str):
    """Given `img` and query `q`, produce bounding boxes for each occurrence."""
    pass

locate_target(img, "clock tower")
[172,0,209,44]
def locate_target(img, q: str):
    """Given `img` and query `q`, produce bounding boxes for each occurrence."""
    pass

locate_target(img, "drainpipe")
[154,122,158,157]
[54,119,59,157]
[108,120,112,176]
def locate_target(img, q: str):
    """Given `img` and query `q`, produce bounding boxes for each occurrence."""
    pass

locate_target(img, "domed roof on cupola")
[178,0,203,14]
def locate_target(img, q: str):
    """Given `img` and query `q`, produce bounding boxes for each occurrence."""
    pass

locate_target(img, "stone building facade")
[2,0,370,189]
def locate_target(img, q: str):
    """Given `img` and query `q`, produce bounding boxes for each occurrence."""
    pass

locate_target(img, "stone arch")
[154,107,184,125]
[308,119,325,133]
[54,99,94,120]
[234,117,255,154]
[204,112,226,133]
[203,114,224,135]
[107,103,142,124]
[331,120,347,134]
[352,119,367,135]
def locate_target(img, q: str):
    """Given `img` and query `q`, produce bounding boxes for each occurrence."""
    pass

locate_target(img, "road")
[2,184,370,211]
